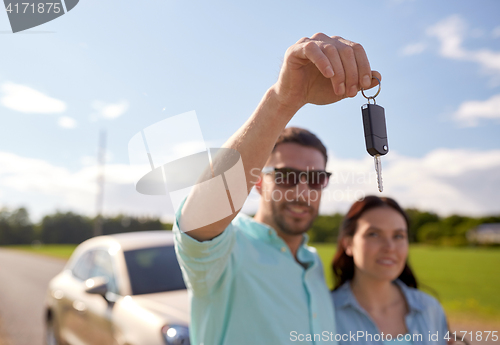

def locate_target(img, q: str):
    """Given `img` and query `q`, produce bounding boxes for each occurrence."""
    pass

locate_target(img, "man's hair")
[273,127,328,165]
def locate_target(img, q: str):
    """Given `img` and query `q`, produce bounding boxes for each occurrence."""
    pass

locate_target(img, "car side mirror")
[84,277,109,297]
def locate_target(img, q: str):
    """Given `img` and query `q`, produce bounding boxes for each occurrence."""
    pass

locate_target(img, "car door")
[60,249,95,345]
[83,248,120,345]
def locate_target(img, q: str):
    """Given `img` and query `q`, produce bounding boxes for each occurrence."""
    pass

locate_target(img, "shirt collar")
[335,279,425,314]
[393,279,425,313]
[334,281,362,309]
[235,213,315,265]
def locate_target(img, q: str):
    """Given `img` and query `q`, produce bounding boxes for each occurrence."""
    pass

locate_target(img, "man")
[173,33,381,344]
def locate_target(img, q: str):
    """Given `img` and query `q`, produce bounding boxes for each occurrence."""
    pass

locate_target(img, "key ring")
[361,76,381,104]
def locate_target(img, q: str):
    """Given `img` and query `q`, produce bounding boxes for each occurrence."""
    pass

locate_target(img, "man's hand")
[272,33,381,113]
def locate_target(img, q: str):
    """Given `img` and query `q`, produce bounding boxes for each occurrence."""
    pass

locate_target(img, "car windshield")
[124,245,186,295]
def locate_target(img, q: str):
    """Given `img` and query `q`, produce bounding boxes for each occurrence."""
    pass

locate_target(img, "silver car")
[44,231,190,345]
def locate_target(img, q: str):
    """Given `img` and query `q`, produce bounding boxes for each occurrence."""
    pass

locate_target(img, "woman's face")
[344,206,409,282]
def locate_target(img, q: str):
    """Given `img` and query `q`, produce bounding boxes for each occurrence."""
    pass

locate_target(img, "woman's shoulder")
[330,281,352,307]
[395,280,445,315]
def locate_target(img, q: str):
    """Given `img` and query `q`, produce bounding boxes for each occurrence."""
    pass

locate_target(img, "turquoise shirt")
[331,280,448,345]
[173,212,336,345]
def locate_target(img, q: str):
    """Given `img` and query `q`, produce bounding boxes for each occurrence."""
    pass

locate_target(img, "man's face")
[257,143,327,236]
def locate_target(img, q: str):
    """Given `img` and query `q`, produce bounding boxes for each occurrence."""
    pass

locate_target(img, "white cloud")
[0,152,168,221]
[80,151,113,166]
[473,49,500,74]
[172,140,208,157]
[80,155,96,166]
[92,100,129,119]
[0,82,66,114]
[400,42,427,56]
[453,94,500,127]
[243,149,500,218]
[58,116,77,129]
[380,149,500,216]
[1,148,500,222]
[426,15,468,59]
[426,15,500,77]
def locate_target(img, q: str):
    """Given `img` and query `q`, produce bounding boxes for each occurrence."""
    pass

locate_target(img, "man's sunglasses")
[261,167,332,190]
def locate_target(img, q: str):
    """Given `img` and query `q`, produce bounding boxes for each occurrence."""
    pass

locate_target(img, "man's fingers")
[321,44,345,95]
[366,70,382,90]
[337,43,359,98]
[301,41,334,78]
[352,43,372,89]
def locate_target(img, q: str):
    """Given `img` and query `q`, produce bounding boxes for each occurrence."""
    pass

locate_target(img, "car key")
[361,77,388,192]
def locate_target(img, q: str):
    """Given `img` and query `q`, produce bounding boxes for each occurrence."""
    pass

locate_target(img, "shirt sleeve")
[173,198,237,297]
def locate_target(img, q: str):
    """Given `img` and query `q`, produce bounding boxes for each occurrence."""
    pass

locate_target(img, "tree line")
[0,208,171,245]
[0,207,499,246]
[307,209,500,246]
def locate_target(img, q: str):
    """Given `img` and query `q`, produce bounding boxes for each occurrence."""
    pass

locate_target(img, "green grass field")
[5,243,500,323]
[311,243,500,324]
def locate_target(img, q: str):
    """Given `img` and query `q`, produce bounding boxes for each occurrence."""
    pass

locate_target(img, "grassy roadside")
[1,244,77,260]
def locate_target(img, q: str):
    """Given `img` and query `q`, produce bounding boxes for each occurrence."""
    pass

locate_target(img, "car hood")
[130,289,190,324]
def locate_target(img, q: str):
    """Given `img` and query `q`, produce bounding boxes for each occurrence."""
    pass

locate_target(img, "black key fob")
[361,103,389,157]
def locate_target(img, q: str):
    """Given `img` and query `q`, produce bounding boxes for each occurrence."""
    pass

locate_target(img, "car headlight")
[161,324,190,345]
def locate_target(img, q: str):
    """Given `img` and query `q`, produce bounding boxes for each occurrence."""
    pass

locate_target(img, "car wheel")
[45,319,60,345]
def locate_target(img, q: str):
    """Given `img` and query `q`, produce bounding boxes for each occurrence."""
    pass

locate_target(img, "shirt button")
[281,247,286,252]
[268,230,272,236]
[313,313,317,319]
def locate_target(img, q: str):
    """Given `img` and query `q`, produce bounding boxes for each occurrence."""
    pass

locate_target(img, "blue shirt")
[173,212,336,345]
[331,280,448,345]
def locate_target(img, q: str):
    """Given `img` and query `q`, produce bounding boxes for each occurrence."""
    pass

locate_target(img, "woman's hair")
[331,195,418,290]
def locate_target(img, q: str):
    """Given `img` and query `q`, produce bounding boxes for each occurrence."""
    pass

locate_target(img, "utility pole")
[94,130,106,237]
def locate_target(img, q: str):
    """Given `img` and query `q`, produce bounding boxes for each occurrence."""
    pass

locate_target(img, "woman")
[331,196,448,345]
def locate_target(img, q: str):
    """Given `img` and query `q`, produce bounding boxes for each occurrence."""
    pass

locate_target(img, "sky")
[0,0,499,223]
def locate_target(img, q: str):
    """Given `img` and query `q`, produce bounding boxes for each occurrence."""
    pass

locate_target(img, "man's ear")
[342,237,353,257]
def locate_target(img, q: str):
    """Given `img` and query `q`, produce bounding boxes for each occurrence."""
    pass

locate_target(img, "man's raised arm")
[179,33,381,241]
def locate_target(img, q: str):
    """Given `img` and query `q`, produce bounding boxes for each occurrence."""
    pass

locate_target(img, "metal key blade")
[374,155,383,192]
